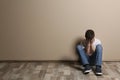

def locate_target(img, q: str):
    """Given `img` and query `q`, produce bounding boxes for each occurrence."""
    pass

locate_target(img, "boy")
[77,29,103,76]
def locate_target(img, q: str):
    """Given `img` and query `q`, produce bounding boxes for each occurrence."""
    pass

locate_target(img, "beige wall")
[0,0,120,61]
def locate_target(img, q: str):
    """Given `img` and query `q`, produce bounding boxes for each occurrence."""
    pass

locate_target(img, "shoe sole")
[84,69,92,74]
[96,73,103,76]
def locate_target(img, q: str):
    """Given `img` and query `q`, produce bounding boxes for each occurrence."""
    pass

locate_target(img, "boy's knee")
[96,45,103,50]
[76,45,83,50]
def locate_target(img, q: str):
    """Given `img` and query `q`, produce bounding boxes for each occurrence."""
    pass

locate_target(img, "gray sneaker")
[95,66,102,76]
[84,65,92,74]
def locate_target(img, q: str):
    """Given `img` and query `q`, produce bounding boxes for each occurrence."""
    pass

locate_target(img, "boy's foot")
[95,66,102,76]
[84,64,92,74]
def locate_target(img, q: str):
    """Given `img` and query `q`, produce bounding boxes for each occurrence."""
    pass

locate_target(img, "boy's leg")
[95,45,103,66]
[91,45,103,75]
[77,45,91,74]
[76,45,89,65]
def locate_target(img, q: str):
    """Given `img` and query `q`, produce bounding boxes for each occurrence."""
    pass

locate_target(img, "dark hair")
[85,29,95,40]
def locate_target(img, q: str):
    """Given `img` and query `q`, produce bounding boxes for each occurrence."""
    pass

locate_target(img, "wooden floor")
[0,61,120,80]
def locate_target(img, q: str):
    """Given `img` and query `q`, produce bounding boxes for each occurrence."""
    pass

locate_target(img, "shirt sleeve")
[93,38,102,47]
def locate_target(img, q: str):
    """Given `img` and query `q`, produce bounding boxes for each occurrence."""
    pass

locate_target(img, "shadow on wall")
[74,36,85,64]
[61,36,85,64]
[60,36,85,71]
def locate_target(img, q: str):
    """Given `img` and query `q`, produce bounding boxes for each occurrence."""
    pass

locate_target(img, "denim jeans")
[77,44,103,66]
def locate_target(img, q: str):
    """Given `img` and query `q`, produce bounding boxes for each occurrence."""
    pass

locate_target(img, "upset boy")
[77,29,103,76]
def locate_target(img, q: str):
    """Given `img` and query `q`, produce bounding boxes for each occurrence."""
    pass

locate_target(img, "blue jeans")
[77,44,103,66]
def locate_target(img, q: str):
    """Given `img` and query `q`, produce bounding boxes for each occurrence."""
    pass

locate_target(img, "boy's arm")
[85,41,94,56]
[85,41,91,54]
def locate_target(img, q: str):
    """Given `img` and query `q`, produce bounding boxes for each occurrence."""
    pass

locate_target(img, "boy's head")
[85,29,95,41]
